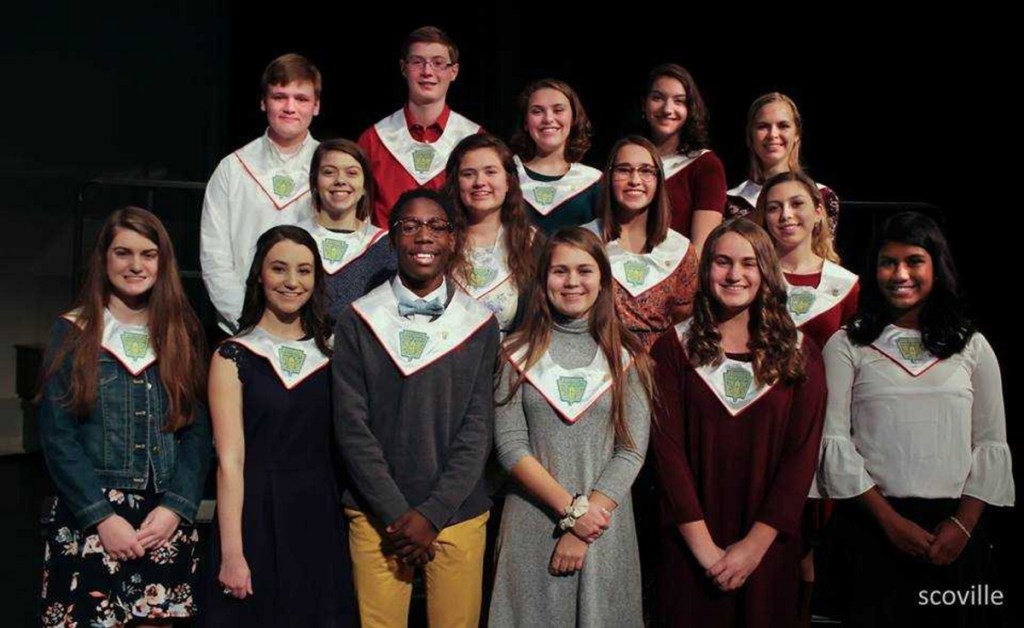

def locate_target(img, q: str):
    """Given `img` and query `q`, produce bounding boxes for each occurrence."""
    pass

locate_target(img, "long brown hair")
[309,138,374,222]
[45,207,207,431]
[687,219,805,385]
[643,63,710,153]
[500,228,654,448]
[597,136,671,251]
[746,92,804,183]
[442,134,536,293]
[510,78,593,163]
[752,171,839,263]
[236,226,333,356]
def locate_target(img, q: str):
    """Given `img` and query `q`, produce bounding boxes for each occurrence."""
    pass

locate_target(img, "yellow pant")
[346,508,489,628]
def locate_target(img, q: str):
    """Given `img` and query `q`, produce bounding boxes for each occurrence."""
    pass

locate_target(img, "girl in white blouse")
[816,212,1014,627]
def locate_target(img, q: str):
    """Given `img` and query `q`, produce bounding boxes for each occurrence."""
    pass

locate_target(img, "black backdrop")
[4,3,1019,618]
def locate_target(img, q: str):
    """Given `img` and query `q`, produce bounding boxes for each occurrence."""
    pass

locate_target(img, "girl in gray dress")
[489,227,655,627]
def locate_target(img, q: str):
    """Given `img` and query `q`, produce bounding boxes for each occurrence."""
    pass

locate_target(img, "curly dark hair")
[642,63,710,153]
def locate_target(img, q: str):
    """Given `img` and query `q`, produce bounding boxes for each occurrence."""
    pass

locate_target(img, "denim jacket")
[39,319,212,530]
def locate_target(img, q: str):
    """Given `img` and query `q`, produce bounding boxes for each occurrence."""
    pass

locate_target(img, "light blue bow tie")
[398,297,444,318]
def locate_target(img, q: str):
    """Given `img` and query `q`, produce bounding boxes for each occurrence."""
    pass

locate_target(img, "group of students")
[37,24,1014,628]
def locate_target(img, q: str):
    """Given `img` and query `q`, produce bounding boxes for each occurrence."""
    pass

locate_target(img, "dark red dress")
[649,327,826,628]
[663,150,727,237]
[784,268,858,542]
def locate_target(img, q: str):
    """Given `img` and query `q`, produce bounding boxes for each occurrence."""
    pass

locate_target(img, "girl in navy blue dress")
[206,226,354,626]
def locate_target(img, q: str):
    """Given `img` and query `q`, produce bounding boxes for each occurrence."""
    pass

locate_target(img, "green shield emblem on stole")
[556,376,587,405]
[323,238,349,264]
[277,346,307,376]
[399,330,430,360]
[468,265,497,288]
[723,365,754,403]
[533,186,557,206]
[623,259,650,287]
[895,336,926,363]
[788,290,816,316]
[272,174,296,198]
[412,147,436,174]
[120,332,150,361]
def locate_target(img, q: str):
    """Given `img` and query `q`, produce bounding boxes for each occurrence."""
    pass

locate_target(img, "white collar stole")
[870,325,941,377]
[233,135,316,210]
[84,310,158,376]
[61,310,158,376]
[510,344,631,424]
[454,235,521,330]
[608,229,691,297]
[726,179,761,209]
[307,221,388,275]
[353,282,494,376]
[785,261,858,327]
[374,109,480,185]
[662,149,710,180]
[230,327,330,389]
[455,233,513,299]
[675,319,795,416]
[515,156,601,216]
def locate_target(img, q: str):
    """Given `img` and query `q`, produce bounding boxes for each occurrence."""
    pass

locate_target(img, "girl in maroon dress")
[753,171,859,624]
[641,63,727,254]
[650,219,826,628]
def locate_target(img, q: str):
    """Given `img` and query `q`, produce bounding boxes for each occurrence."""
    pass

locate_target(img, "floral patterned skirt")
[40,486,200,627]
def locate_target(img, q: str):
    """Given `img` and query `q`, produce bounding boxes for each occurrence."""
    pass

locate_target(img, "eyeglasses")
[611,165,659,182]
[394,217,454,236]
[404,56,454,72]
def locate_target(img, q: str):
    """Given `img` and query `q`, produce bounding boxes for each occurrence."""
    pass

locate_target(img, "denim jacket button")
[147,382,153,390]
[134,443,146,450]
[134,410,146,417]
[133,378,144,385]
[152,446,161,455]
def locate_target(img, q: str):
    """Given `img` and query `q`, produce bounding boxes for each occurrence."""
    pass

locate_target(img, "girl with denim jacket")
[39,206,211,627]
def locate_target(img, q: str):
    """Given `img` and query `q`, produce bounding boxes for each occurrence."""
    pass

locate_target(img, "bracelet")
[947,516,971,540]
[558,494,589,531]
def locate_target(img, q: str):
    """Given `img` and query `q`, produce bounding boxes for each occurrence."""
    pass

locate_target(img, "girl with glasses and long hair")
[585,135,698,350]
